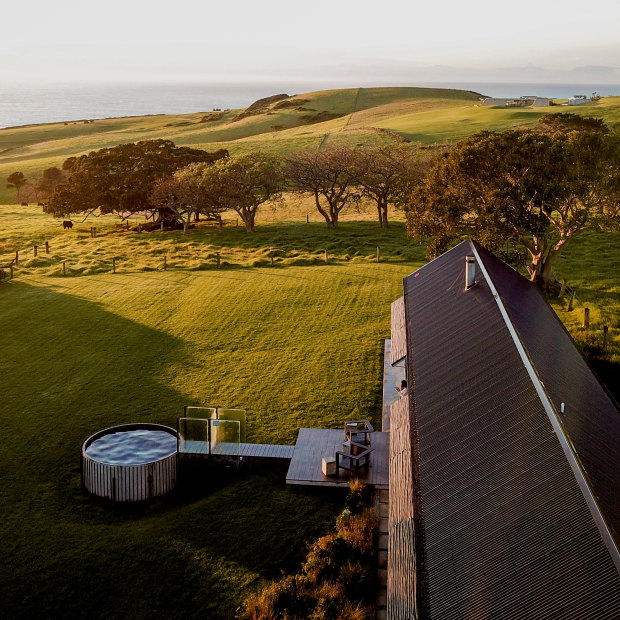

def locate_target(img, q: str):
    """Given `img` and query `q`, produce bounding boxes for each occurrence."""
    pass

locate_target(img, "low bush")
[240,480,378,619]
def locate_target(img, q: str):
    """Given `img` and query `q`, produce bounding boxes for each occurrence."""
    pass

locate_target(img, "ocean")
[1,81,619,129]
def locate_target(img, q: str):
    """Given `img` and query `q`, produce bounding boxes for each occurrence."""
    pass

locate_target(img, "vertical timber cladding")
[388,394,417,620]
[391,296,407,364]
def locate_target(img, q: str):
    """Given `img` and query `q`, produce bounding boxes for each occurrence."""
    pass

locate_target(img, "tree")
[286,147,359,228]
[150,171,227,234]
[350,144,433,228]
[45,140,228,223]
[35,167,65,200]
[408,116,620,288]
[182,152,284,232]
[6,172,28,202]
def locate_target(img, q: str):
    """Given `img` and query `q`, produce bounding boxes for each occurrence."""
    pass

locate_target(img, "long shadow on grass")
[0,281,343,619]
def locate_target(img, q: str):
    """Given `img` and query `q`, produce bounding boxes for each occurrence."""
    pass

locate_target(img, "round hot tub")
[81,423,177,502]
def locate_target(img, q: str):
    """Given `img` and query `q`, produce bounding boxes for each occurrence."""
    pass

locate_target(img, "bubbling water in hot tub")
[85,428,177,465]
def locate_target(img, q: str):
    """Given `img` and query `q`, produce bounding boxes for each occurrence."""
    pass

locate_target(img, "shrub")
[240,482,379,619]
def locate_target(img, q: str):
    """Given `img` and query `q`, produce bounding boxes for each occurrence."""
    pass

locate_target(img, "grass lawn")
[0,203,427,619]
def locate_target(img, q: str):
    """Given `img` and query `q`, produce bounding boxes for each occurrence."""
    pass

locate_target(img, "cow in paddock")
[21,202,28,206]
[37,202,46,207]
[62,220,73,229]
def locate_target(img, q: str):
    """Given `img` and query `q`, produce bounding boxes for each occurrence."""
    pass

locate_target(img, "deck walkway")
[286,428,389,489]
[179,440,294,459]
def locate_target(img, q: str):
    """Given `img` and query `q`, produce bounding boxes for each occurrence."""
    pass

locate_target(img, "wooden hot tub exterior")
[81,423,177,502]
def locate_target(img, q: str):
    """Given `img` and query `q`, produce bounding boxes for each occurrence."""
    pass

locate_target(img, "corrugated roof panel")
[477,243,620,541]
[402,240,620,619]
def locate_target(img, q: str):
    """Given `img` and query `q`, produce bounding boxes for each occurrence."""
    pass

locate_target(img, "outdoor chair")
[344,420,374,446]
[335,442,374,476]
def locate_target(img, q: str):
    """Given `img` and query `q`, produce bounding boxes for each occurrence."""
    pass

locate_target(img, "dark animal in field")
[62,220,73,229]
[21,202,28,206]
[37,202,46,207]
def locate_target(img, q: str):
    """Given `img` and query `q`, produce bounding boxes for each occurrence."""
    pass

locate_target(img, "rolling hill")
[2,86,619,204]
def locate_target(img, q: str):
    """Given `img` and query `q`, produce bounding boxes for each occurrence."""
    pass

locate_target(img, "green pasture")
[0,203,427,618]
[3,87,619,204]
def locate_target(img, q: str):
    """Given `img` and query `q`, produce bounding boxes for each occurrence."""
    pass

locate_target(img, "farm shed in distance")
[387,240,620,619]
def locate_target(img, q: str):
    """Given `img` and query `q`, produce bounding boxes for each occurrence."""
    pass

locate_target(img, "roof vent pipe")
[465,255,476,289]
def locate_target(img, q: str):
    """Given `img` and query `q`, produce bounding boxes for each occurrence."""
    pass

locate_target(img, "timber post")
[324,250,328,264]
[583,308,590,329]
[33,245,38,257]
[377,247,380,263]
[558,280,566,299]
[45,241,50,254]
[568,291,576,312]
[306,213,309,223]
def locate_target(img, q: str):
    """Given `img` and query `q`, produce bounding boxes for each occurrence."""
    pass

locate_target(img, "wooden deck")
[286,428,389,489]
[179,440,294,459]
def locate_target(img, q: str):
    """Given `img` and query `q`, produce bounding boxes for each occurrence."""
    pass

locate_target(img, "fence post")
[376,247,380,263]
[603,326,609,351]
[558,280,566,299]
[161,221,164,232]
[270,251,274,266]
[45,241,49,254]
[112,257,116,274]
[324,250,328,264]
[126,220,130,230]
[583,308,590,329]
[306,213,309,224]
[137,224,142,233]
[164,256,167,270]
[93,227,97,238]
[33,245,38,257]
[15,251,18,266]
[62,262,66,276]
[216,252,221,269]
[567,291,576,312]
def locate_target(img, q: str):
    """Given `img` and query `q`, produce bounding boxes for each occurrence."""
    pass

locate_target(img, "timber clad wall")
[390,296,407,364]
[388,394,417,620]
[82,454,177,502]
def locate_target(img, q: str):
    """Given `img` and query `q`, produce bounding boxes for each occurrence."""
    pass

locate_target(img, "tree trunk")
[243,210,255,232]
[377,198,389,228]
[314,191,335,227]
[183,221,188,235]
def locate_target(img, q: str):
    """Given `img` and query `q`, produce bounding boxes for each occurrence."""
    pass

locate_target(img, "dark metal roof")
[402,240,620,619]
[475,242,620,541]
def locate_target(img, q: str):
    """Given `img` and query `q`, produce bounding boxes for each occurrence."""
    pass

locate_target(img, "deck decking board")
[286,429,389,488]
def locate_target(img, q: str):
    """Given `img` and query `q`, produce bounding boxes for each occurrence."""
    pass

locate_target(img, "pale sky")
[2,0,619,83]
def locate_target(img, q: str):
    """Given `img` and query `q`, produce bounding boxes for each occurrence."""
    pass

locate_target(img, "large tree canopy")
[179,152,284,232]
[45,140,228,222]
[408,116,620,287]
[286,147,359,228]
[350,144,434,228]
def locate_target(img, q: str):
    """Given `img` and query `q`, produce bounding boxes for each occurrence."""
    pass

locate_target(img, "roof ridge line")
[471,243,620,573]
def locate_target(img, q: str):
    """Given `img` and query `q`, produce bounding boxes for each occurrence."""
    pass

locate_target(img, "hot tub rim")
[82,422,178,466]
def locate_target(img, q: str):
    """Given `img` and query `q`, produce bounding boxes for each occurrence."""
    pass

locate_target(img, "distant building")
[482,96,552,107]
[568,95,589,105]
[387,240,620,619]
